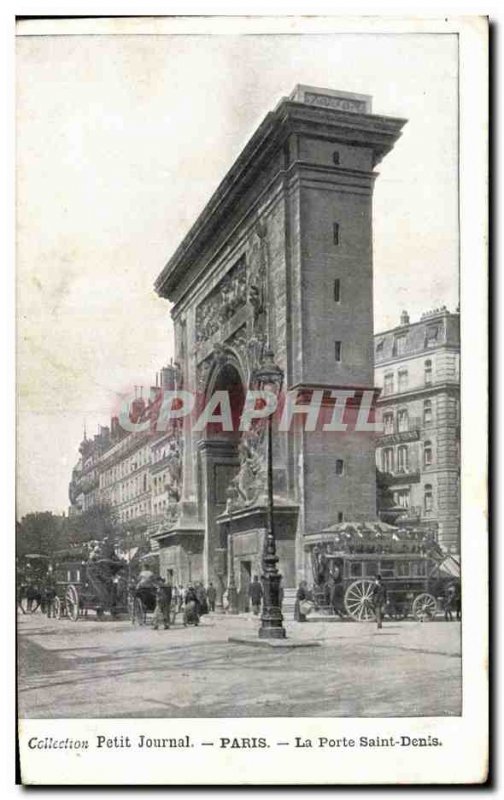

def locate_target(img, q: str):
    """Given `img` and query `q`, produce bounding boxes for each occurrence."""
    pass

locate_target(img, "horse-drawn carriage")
[17,553,52,613]
[309,521,460,622]
[52,544,130,621]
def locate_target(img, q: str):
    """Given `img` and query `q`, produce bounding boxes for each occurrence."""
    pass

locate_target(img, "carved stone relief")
[225,426,267,513]
[195,255,247,345]
[194,220,269,358]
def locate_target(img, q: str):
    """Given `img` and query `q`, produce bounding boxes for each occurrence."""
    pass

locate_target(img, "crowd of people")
[135,566,219,630]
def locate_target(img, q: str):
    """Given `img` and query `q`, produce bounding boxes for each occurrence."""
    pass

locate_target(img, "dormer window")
[393,334,407,356]
[425,325,440,347]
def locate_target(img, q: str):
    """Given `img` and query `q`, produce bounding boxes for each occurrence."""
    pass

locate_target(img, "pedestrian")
[329,573,346,619]
[152,578,172,630]
[207,582,217,612]
[248,575,263,615]
[294,580,312,622]
[183,583,200,626]
[372,574,387,629]
[454,581,461,621]
[443,583,456,622]
[44,573,57,619]
[196,582,209,616]
[178,585,184,613]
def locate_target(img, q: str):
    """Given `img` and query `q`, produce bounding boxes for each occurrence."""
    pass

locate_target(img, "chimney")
[130,396,146,424]
[160,365,176,391]
[400,310,410,326]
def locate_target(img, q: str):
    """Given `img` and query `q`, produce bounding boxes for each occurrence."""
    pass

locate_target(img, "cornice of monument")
[154,89,407,302]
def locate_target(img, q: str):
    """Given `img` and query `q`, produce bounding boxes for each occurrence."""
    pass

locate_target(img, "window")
[350,562,363,578]
[364,561,379,577]
[383,413,394,435]
[425,325,440,347]
[335,341,342,362]
[382,447,394,473]
[376,338,384,354]
[332,150,340,165]
[394,488,410,508]
[398,369,408,392]
[397,408,409,432]
[397,445,409,473]
[424,484,433,512]
[333,279,341,303]
[380,560,395,578]
[423,399,433,425]
[412,560,427,577]
[423,440,433,467]
[394,334,406,356]
[335,459,345,475]
[424,359,433,385]
[337,511,344,523]
[448,397,458,421]
[397,561,410,577]
[384,373,394,395]
[333,222,340,245]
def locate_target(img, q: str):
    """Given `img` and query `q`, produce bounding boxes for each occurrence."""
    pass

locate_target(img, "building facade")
[68,365,183,556]
[374,308,460,555]
[152,85,406,602]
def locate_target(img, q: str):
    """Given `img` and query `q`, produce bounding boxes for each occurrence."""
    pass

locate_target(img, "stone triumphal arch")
[152,85,405,608]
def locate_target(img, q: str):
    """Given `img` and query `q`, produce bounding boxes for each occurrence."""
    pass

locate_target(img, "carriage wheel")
[412,593,437,621]
[53,596,62,620]
[344,580,376,621]
[65,585,80,622]
[132,597,146,626]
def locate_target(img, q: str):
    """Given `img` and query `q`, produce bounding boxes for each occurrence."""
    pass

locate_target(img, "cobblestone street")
[18,611,461,719]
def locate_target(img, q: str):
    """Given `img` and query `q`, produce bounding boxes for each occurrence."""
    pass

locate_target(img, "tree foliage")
[65,502,120,546]
[16,512,65,559]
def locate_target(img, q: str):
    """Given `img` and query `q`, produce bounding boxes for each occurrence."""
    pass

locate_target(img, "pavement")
[17,610,461,719]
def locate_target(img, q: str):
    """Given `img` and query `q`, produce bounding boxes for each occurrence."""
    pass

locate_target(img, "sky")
[16,24,459,517]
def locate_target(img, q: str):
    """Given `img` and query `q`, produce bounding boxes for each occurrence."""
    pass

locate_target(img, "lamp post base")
[259,624,286,639]
[260,569,286,638]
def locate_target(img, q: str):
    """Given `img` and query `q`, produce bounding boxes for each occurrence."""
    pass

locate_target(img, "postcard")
[15,13,488,785]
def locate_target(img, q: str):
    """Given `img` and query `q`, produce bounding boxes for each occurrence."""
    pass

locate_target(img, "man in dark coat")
[207,582,217,612]
[454,580,461,621]
[43,572,57,618]
[248,575,263,615]
[443,583,456,622]
[152,578,172,630]
[372,574,387,629]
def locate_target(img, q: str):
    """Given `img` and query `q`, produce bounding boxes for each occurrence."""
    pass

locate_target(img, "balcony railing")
[379,470,421,485]
[378,417,421,445]
[395,505,422,519]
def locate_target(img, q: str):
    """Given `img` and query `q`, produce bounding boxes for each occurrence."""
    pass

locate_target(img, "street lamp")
[251,348,286,639]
